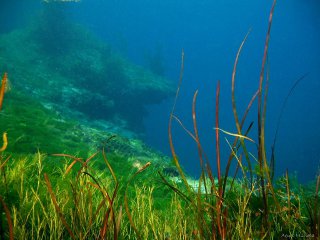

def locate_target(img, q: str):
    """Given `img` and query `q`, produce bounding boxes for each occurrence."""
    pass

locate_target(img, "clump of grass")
[1,148,197,239]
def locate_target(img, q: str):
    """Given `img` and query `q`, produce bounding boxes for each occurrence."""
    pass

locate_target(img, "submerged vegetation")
[1,0,319,239]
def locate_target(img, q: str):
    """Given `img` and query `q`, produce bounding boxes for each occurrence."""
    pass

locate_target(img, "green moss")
[0,91,90,155]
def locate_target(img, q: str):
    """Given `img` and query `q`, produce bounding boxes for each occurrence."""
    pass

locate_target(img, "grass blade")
[0,155,10,170]
[257,0,277,231]
[124,162,151,239]
[168,50,192,193]
[270,73,308,181]
[44,173,75,239]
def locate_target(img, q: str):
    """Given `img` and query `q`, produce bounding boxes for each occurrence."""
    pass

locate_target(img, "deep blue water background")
[1,0,319,183]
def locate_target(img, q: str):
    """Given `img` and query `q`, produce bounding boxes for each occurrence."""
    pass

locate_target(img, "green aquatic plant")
[44,150,122,239]
[0,90,92,155]
[124,161,151,239]
[0,145,190,239]
[0,160,13,240]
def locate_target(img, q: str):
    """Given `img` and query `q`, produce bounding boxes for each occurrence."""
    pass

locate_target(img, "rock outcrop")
[0,4,174,132]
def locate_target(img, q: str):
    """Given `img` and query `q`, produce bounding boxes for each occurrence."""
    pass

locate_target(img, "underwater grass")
[0,149,195,239]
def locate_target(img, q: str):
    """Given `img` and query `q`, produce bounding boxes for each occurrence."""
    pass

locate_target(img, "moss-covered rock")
[0,4,174,131]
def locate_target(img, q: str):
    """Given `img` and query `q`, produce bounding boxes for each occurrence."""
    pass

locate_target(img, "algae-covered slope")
[0,4,174,131]
[0,4,174,175]
[0,90,171,167]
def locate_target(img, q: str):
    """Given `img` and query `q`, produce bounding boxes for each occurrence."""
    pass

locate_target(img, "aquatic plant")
[0,72,8,111]
[164,0,319,239]
[0,72,13,240]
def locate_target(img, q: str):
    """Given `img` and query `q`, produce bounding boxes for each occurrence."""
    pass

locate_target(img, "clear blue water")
[1,0,319,183]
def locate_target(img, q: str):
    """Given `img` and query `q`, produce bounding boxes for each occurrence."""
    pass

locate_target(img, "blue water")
[1,0,319,182]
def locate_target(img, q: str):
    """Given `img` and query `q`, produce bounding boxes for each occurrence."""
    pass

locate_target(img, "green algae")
[0,91,90,155]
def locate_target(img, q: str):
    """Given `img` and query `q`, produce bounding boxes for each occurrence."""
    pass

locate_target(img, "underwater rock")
[0,90,171,169]
[0,5,174,132]
[0,4,175,181]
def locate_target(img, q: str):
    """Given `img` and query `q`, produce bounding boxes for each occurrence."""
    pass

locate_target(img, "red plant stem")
[258,0,277,149]
[215,81,221,182]
[257,0,277,229]
[258,0,276,102]
[193,90,204,169]
[44,173,75,239]
[215,80,224,238]
[0,73,7,110]
[314,175,320,238]
[0,196,13,240]
[231,31,251,135]
[168,50,184,161]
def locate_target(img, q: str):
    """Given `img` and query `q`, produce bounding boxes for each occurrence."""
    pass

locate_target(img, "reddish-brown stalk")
[0,73,7,110]
[0,196,13,240]
[215,81,221,182]
[223,28,257,197]
[44,173,76,239]
[192,90,204,169]
[314,175,320,238]
[257,0,277,231]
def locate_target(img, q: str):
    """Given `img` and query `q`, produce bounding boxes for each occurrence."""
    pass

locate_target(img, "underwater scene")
[0,0,319,239]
